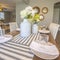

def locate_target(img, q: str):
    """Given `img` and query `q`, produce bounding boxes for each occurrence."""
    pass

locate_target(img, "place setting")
[29,33,59,60]
[0,27,13,43]
[38,25,50,34]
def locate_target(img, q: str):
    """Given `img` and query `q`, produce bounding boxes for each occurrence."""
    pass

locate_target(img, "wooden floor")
[55,31,60,60]
[8,30,60,60]
[56,31,60,51]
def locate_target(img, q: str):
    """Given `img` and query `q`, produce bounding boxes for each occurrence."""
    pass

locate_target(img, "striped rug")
[0,33,41,60]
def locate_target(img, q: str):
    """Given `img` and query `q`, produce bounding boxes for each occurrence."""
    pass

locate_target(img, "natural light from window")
[0,12,4,20]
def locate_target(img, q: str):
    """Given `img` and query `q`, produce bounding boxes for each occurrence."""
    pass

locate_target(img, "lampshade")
[0,8,2,11]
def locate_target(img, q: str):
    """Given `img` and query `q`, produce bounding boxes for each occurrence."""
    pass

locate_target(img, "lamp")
[0,5,3,11]
[0,8,2,11]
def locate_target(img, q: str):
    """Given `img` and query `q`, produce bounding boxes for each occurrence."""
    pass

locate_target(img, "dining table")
[0,30,60,60]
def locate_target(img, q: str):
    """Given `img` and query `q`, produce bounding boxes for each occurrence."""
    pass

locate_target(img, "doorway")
[53,2,60,24]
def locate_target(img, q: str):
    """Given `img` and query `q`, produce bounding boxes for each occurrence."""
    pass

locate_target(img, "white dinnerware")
[0,35,12,43]
[39,29,50,34]
[30,41,59,59]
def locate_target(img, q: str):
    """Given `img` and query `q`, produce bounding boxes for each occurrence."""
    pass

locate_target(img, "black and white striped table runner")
[0,33,41,60]
[11,33,40,46]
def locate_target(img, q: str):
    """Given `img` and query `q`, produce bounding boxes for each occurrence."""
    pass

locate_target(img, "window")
[0,12,5,20]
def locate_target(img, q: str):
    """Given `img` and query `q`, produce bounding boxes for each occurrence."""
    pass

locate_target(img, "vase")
[20,19,31,37]
[32,24,38,34]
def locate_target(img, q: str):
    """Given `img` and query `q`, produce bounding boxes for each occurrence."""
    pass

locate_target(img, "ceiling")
[0,0,22,11]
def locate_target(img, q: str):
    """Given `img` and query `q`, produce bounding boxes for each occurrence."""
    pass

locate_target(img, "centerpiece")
[20,6,41,37]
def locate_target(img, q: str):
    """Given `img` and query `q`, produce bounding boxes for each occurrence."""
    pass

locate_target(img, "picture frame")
[42,7,48,14]
[33,6,40,14]
[40,14,44,20]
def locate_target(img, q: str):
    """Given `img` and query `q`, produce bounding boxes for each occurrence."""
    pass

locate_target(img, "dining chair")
[0,27,5,36]
[9,22,20,32]
[49,23,60,40]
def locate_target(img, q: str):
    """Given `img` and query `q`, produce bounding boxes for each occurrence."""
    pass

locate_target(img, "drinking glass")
[40,34,49,42]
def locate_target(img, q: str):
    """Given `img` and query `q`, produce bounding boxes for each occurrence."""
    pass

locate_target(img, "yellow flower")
[31,14,40,23]
[33,14,40,20]
[37,19,40,22]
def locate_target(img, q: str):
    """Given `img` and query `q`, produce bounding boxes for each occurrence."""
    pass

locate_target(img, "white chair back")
[0,27,5,36]
[49,23,60,40]
[9,22,19,32]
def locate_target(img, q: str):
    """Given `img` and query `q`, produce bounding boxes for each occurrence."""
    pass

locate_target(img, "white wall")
[16,0,60,27]
[16,1,28,27]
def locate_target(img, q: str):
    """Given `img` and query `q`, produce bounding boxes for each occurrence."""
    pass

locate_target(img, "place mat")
[39,29,50,34]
